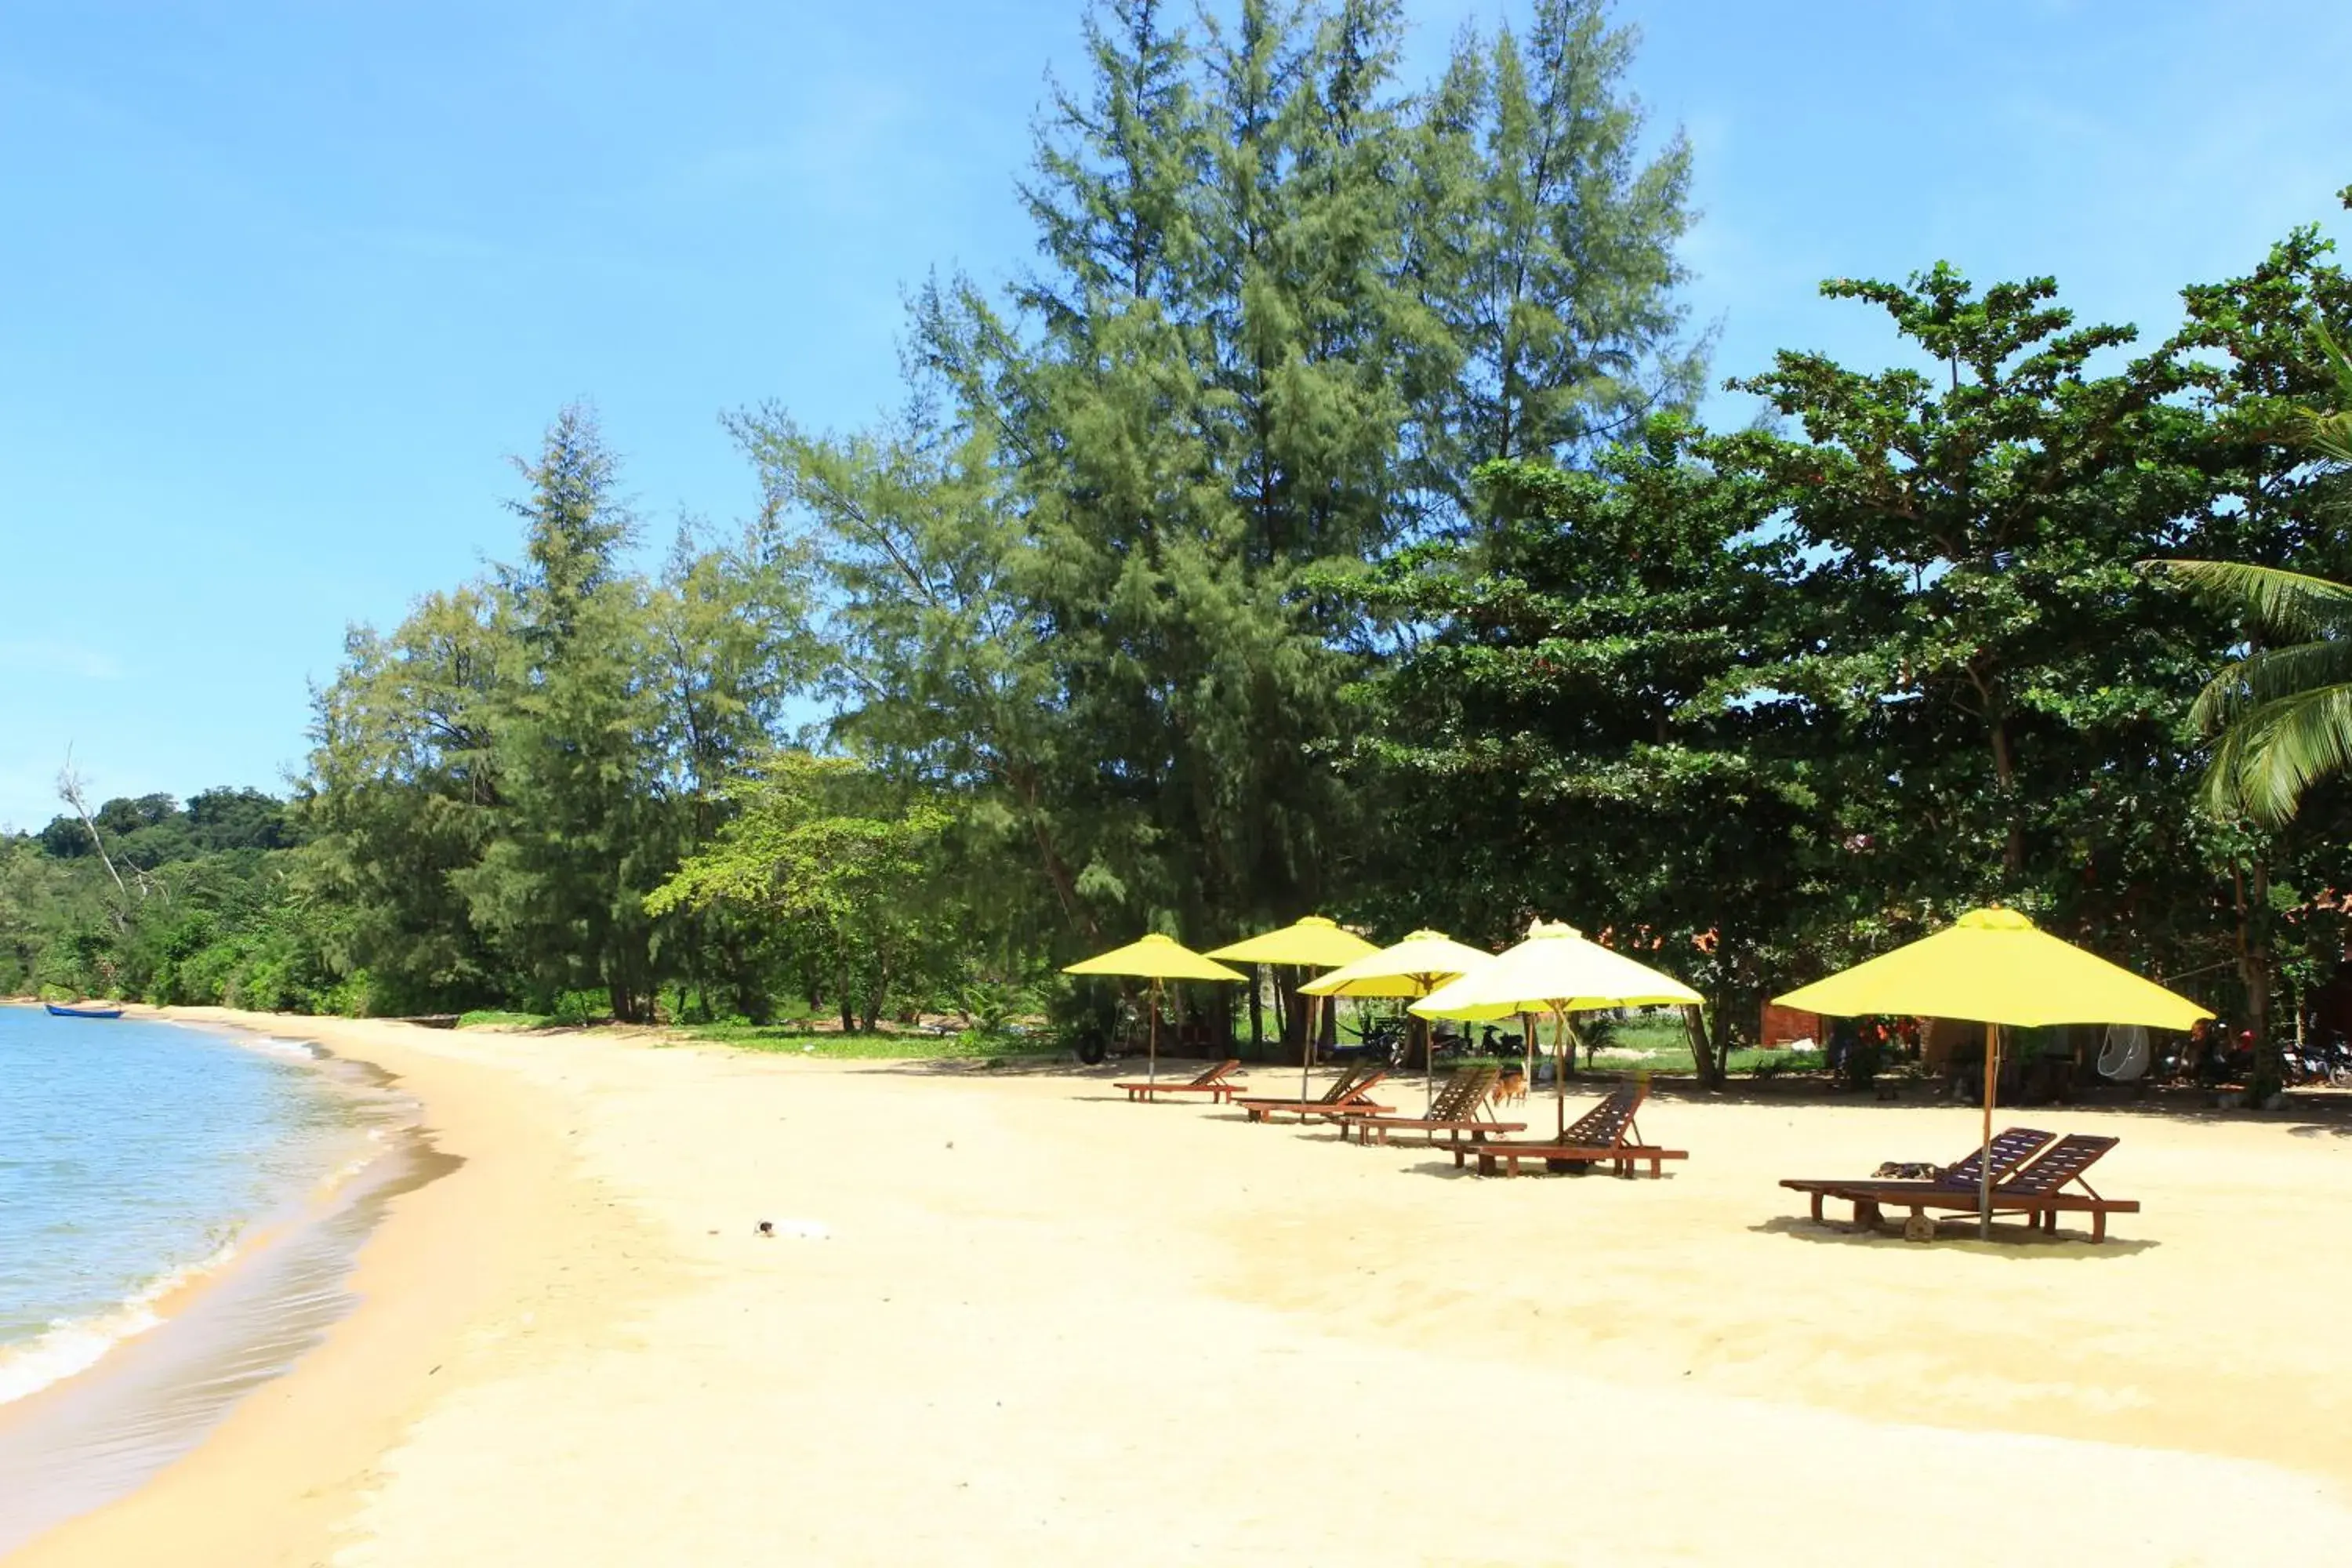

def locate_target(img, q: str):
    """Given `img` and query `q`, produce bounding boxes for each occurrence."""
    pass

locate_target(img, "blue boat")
[45,1003,125,1019]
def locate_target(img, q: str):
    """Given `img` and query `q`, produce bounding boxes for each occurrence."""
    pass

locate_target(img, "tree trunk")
[1249,967,1265,1057]
[1683,1003,1725,1090]
[1278,967,1310,1066]
[1990,714,2025,875]
[2236,860,2279,1102]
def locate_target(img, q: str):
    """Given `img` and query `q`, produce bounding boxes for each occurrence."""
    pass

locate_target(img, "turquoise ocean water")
[0,1004,419,1552]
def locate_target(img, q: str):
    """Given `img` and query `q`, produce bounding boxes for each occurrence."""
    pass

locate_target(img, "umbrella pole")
[1980,1021,1996,1240]
[1555,1007,1569,1138]
[1523,1011,1534,1104]
[1301,990,1315,1104]
[1421,979,1437,1119]
[1149,978,1161,1087]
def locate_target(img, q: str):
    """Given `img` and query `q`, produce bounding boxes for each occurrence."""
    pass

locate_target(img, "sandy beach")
[10,1012,2352,1566]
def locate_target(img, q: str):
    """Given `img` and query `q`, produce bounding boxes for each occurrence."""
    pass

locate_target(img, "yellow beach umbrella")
[1207,915,1381,970]
[1414,920,1701,1135]
[1208,917,1383,1101]
[1774,906,2211,1236]
[1065,934,1247,1087]
[1302,930,1494,1114]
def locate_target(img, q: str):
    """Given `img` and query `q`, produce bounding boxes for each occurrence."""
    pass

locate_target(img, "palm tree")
[2156,322,2352,827]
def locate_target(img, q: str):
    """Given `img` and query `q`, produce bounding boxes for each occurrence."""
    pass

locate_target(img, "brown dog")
[1491,1069,1528,1109]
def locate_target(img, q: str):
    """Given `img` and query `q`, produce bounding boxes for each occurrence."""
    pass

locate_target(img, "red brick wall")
[1759,1004,1820,1048]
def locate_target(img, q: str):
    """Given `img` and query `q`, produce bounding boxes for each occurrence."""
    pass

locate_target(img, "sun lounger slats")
[1338,1067,1523,1146]
[1116,1060,1246,1103]
[1939,1126,2060,1190]
[1450,1082,1686,1178]
[1780,1128,2137,1241]
[1236,1065,1392,1123]
[2002,1133,2118,1196]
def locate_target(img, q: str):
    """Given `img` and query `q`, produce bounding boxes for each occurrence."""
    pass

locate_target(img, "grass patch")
[456,1008,561,1029]
[1475,1015,1831,1079]
[677,1020,1062,1061]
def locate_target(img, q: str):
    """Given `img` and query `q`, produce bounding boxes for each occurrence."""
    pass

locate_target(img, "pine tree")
[456,405,672,1023]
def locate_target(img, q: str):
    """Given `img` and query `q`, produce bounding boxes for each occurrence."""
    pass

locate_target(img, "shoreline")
[2,1007,584,1568]
[5,1006,2350,1563]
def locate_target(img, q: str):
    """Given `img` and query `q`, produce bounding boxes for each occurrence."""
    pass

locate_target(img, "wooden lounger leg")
[1853,1198,1881,1230]
[2090,1210,2107,1243]
[1809,1192,1824,1222]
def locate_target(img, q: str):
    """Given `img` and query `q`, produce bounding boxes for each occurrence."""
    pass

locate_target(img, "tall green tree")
[1723,264,2216,954]
[1346,420,1820,1083]
[2159,216,2352,828]
[1396,0,1699,524]
[740,0,1700,1018]
[452,406,672,1022]
[303,585,508,1010]
[646,752,954,1032]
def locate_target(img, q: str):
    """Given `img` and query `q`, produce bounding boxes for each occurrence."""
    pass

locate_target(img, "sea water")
[0,1004,423,1551]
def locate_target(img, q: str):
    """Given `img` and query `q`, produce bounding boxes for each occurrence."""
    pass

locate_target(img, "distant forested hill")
[1,787,344,1009]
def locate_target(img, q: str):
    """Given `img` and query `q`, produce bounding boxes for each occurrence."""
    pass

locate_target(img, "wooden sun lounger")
[1338,1066,1525,1147]
[1236,1063,1393,1123]
[1116,1059,1246,1103]
[1781,1129,2140,1241]
[1454,1081,1684,1178]
[1984,1134,2140,1240]
[1780,1126,2054,1229]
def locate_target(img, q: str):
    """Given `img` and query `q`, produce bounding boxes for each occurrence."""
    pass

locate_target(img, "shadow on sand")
[1749,1212,2158,1257]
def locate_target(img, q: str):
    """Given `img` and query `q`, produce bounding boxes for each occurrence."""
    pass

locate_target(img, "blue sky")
[3,0,2349,831]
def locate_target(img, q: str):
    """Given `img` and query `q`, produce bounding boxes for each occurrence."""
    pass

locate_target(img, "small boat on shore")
[45,1004,125,1019]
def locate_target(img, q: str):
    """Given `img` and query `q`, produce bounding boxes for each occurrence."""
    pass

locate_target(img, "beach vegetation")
[5,9,2351,1095]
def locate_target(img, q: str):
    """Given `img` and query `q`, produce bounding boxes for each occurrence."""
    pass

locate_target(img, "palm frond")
[2152,558,2352,641]
[2204,685,2352,827]
[2303,319,2352,465]
[2190,639,2352,731]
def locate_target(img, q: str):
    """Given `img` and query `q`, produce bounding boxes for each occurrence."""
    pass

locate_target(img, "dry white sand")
[13,1014,2352,1566]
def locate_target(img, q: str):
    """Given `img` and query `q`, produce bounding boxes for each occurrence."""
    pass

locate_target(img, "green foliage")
[2161,563,2352,826]
[302,405,815,1022]
[15,6,2352,1091]
[735,0,1697,984]
[0,797,341,1011]
[648,753,956,1031]
[674,1019,1059,1061]
[1342,418,1821,1083]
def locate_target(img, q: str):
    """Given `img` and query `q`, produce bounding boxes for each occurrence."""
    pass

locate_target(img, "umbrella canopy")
[1207,915,1381,970]
[1210,917,1383,1100]
[1413,921,1700,1134]
[1411,923,1700,1020]
[1299,931,1491,998]
[1772,906,2212,1237]
[1065,933,1247,984]
[1301,931,1494,1115]
[1064,935,1246,1087]
[1774,907,2212,1030]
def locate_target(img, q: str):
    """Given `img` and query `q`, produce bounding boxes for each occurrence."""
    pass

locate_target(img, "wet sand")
[12,1014,2352,1565]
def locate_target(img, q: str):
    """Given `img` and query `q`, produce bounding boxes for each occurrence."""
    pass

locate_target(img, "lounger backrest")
[2003,1134,2118,1196]
[1339,1067,1389,1104]
[1940,1127,2056,1190]
[1428,1067,1497,1120]
[1190,1059,1239,1087]
[1320,1062,1375,1103]
[1559,1082,1645,1150]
